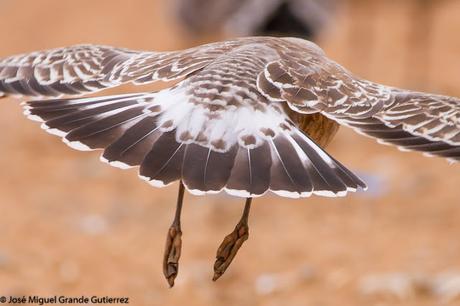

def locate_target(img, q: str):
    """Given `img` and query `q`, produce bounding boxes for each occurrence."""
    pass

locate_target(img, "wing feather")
[258,37,460,160]
[0,42,241,98]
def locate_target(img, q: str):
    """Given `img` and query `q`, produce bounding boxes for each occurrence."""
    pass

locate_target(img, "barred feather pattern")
[260,54,460,147]
[0,41,241,97]
[1,36,459,197]
[256,38,460,153]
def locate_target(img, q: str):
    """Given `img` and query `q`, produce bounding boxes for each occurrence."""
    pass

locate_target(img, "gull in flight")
[1,36,459,286]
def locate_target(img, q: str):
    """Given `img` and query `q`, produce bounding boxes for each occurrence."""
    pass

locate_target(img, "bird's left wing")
[258,40,460,161]
[0,42,237,98]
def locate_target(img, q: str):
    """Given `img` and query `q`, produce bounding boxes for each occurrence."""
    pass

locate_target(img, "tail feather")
[270,136,313,197]
[291,131,364,194]
[140,132,186,187]
[44,101,140,132]
[25,93,147,120]
[181,143,215,193]
[23,91,367,198]
[226,143,272,197]
[201,146,239,192]
[64,105,147,150]
[327,154,365,191]
[180,143,240,194]
[102,116,161,168]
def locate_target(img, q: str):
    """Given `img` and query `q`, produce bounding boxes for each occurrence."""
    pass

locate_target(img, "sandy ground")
[0,0,460,305]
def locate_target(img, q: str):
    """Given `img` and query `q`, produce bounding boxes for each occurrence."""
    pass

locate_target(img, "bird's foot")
[213,219,249,281]
[163,223,182,287]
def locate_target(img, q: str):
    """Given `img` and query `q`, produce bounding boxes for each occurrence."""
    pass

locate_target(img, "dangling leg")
[163,181,185,287]
[213,197,252,281]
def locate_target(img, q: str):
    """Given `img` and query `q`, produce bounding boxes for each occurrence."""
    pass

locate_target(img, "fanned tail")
[23,90,366,198]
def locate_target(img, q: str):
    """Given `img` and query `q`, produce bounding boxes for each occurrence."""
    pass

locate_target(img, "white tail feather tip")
[62,138,93,151]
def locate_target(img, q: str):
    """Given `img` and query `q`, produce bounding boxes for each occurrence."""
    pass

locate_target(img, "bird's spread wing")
[258,40,460,161]
[4,37,458,198]
[0,42,238,98]
[17,38,365,198]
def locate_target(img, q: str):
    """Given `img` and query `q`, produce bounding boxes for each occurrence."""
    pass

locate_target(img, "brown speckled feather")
[2,36,459,198]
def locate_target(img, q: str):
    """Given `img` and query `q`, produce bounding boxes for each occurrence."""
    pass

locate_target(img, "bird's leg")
[213,197,252,281]
[163,181,185,287]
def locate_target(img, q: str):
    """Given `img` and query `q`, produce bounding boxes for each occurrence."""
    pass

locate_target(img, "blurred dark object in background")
[173,0,337,39]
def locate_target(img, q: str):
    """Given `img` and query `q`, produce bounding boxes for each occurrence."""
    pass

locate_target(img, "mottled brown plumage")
[2,36,459,193]
[286,107,339,148]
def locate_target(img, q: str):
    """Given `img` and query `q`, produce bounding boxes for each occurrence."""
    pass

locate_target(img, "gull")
[1,36,459,286]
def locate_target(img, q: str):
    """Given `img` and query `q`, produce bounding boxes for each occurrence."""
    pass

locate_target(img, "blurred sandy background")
[1,0,460,305]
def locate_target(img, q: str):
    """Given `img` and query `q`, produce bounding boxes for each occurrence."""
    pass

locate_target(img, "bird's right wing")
[257,49,460,161]
[0,41,238,98]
